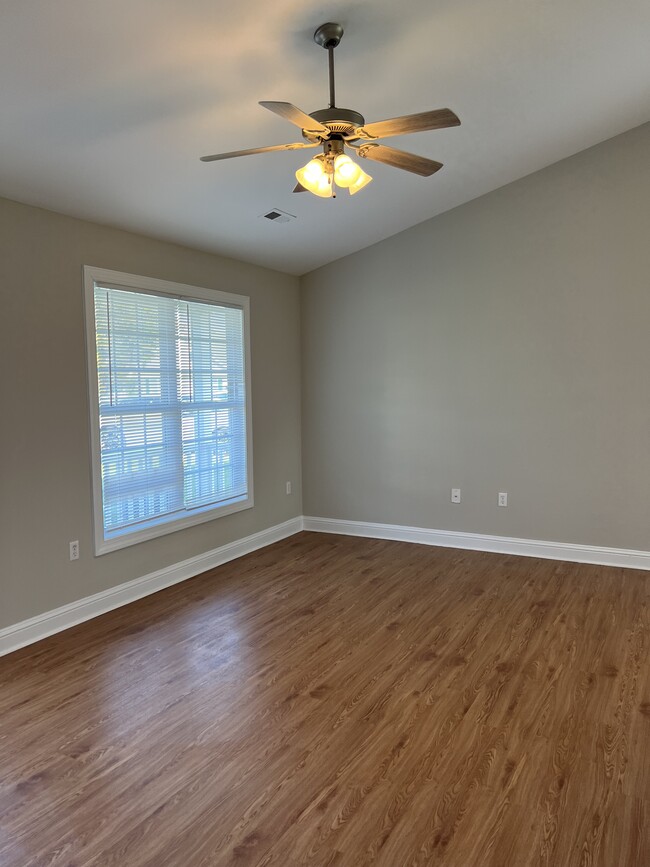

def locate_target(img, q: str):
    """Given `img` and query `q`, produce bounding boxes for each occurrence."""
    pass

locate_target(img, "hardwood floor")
[1,532,648,866]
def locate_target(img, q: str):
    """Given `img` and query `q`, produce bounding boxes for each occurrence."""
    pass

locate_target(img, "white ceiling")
[0,1,648,275]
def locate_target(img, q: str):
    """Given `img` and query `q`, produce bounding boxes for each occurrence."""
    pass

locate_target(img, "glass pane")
[93,284,248,539]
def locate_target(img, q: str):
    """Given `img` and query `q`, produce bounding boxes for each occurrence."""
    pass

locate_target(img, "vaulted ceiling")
[0,0,648,275]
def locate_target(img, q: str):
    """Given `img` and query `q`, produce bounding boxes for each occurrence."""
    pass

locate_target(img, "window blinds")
[93,284,248,540]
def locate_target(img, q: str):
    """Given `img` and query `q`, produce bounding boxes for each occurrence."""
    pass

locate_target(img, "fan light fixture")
[295,152,372,198]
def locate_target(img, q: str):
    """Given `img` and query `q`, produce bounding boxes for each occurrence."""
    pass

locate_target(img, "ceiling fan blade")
[354,108,460,140]
[200,142,316,162]
[259,101,330,136]
[354,144,443,177]
[293,182,308,193]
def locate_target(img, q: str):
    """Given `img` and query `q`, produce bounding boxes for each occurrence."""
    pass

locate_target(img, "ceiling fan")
[200,23,460,198]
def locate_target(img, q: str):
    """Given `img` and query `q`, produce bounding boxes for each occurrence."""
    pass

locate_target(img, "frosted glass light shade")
[296,158,324,186]
[295,158,333,198]
[333,154,361,188]
[348,167,372,195]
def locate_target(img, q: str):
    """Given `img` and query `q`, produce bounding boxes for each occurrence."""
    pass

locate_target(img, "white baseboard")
[4,514,648,658]
[302,516,650,571]
[0,516,303,658]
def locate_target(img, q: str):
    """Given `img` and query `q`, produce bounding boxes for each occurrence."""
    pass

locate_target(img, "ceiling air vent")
[259,208,296,224]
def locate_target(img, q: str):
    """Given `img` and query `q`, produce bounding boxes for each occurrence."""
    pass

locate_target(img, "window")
[84,267,253,554]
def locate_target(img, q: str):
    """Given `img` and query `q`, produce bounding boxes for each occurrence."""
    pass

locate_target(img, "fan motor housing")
[303,107,365,142]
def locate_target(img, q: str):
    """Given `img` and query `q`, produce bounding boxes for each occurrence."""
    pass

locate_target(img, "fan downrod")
[313,23,344,49]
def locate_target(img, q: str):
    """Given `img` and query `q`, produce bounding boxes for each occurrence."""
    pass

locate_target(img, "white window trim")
[83,265,254,556]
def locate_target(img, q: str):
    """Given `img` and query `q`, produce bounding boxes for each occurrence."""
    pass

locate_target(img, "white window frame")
[83,266,254,555]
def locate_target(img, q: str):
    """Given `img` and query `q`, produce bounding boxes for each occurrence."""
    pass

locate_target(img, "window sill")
[94,494,254,555]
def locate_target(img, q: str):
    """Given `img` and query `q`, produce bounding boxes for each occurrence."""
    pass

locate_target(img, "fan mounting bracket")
[313,23,344,49]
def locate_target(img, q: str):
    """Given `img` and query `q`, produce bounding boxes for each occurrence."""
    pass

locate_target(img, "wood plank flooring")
[1,532,649,866]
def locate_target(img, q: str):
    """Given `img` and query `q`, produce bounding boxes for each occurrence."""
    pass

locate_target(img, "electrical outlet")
[286,481,292,495]
[69,540,80,561]
[498,492,508,507]
[451,488,461,504]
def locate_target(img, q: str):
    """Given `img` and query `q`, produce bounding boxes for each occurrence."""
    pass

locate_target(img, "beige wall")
[301,123,650,550]
[0,199,302,629]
